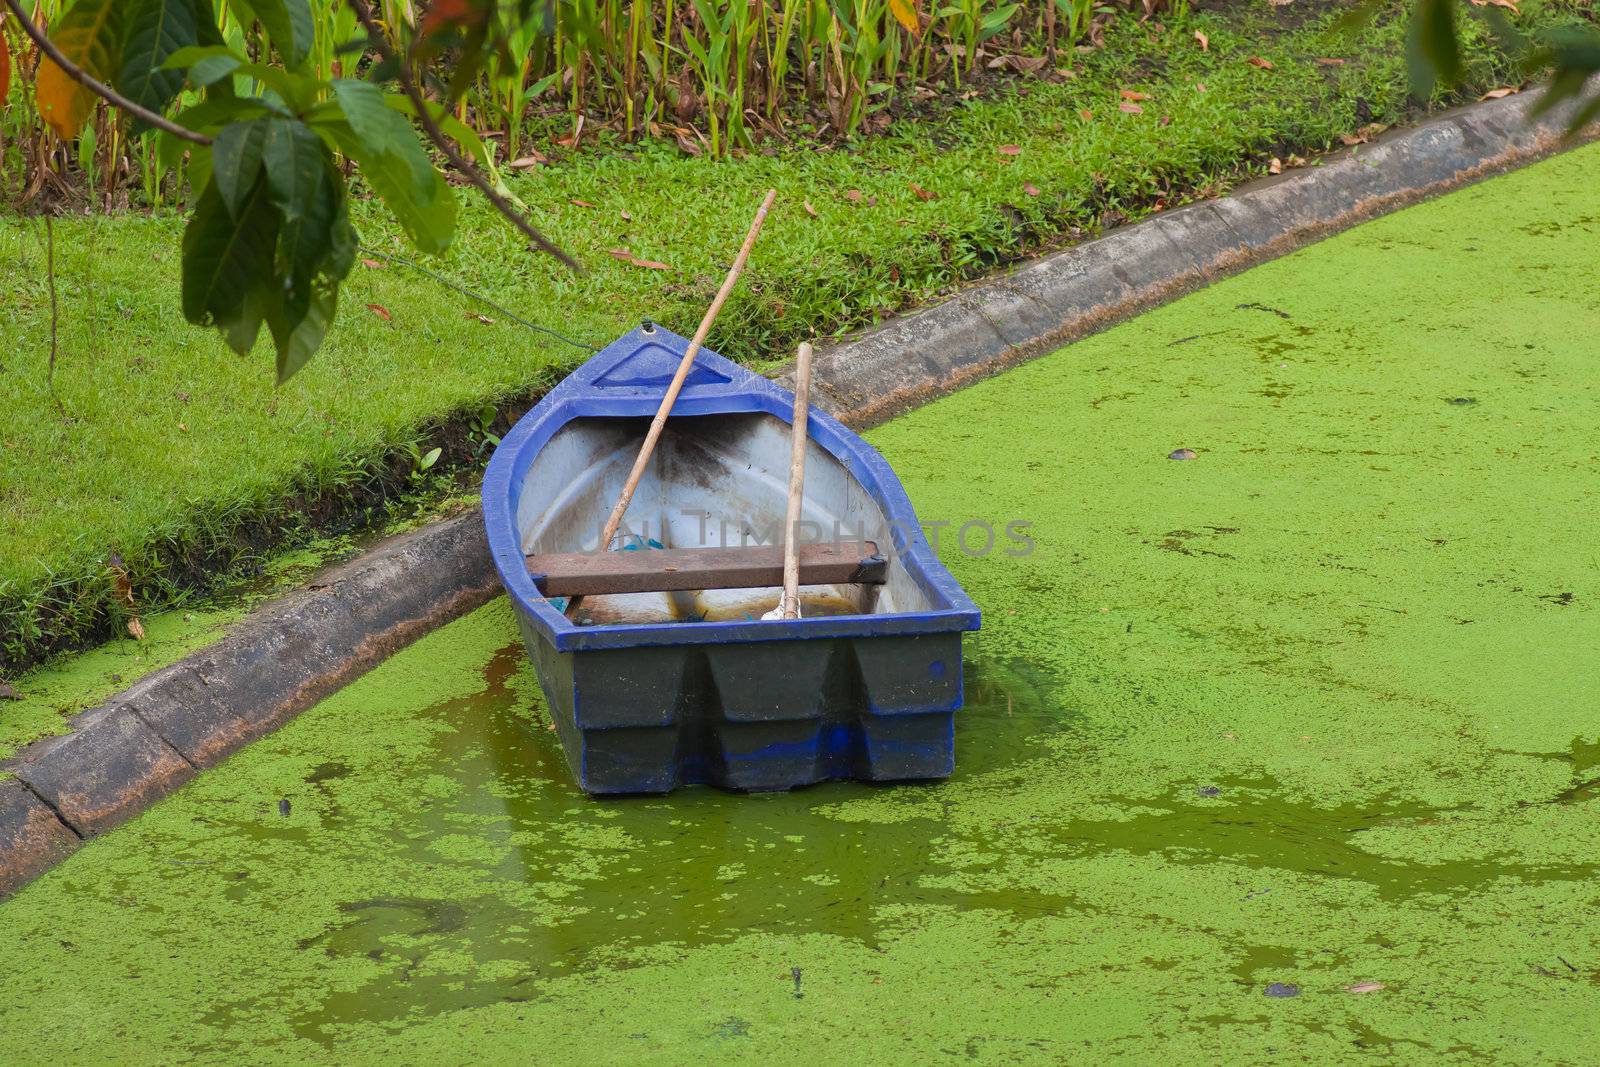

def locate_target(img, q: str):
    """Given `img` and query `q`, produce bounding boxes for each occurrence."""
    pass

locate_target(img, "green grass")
[0,6,1542,671]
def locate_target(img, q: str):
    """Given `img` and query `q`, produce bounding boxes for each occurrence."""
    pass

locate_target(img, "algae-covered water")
[4,145,1600,1063]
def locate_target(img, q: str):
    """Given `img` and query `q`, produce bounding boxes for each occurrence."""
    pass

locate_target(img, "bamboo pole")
[565,188,778,619]
[766,340,813,620]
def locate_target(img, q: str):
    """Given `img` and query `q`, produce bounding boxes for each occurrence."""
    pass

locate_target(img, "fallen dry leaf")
[1268,157,1282,174]
[1315,57,1346,66]
[1339,132,1367,146]
[629,259,671,270]
[1119,101,1144,114]
[127,617,146,641]
[360,257,384,269]
[1287,154,1307,167]
[1159,114,1172,127]
[909,181,938,201]
[1120,89,1150,101]
[1194,30,1209,51]
[508,152,547,170]
[0,682,19,701]
[843,189,864,202]
[1482,86,1519,99]
[1345,982,1386,994]
[988,54,1049,72]
[569,198,595,208]
[366,303,392,321]
[1079,108,1094,121]
[997,144,1022,156]
[462,311,494,324]
[111,555,134,601]
[803,200,818,218]
[178,422,189,432]
[619,208,633,222]
[607,248,634,260]
[1247,56,1275,70]
[1023,183,1040,197]
[1196,82,1207,93]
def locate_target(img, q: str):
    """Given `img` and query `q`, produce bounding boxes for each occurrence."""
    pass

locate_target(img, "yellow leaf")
[888,0,920,34]
[35,0,125,140]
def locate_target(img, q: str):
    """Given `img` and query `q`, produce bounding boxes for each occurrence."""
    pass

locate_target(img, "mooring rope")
[357,246,601,354]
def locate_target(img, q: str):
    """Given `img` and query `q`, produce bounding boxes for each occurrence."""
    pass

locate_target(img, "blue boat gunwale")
[482,325,981,653]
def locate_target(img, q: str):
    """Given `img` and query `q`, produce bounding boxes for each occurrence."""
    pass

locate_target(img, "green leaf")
[261,118,350,328]
[222,284,269,355]
[211,119,270,217]
[1407,0,1461,96]
[117,0,221,124]
[382,93,496,172]
[168,44,324,107]
[156,94,275,169]
[242,0,316,70]
[328,123,456,254]
[316,84,457,255]
[165,44,243,85]
[187,141,214,202]
[260,117,327,221]
[119,0,197,120]
[181,177,281,343]
[331,80,436,197]
[265,273,337,384]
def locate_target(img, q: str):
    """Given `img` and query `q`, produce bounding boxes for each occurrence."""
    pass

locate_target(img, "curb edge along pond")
[2,91,1592,897]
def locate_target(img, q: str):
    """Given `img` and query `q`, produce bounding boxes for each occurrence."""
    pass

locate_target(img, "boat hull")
[484,325,981,794]
[517,606,961,793]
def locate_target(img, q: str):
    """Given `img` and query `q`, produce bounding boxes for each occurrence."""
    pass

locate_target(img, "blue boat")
[482,324,981,793]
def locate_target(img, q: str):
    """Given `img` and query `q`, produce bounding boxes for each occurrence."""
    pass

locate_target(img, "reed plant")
[0,0,1182,206]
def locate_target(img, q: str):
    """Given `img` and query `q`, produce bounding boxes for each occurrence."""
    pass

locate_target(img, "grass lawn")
[0,4,1538,671]
[3,140,1596,1059]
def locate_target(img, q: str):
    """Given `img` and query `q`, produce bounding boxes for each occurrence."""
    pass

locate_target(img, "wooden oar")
[764,341,814,620]
[564,188,777,620]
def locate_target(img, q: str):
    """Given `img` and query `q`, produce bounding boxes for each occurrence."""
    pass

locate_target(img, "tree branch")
[1,0,213,145]
[345,0,580,272]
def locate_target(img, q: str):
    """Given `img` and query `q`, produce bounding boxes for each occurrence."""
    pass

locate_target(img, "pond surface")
[4,144,1600,1063]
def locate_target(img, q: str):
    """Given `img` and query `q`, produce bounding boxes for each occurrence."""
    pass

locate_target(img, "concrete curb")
[1,93,1590,896]
[0,514,500,891]
[781,92,1597,426]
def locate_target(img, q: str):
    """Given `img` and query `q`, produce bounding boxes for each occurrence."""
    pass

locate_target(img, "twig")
[45,213,62,414]
[1,0,212,145]
[345,0,579,272]
[565,189,777,619]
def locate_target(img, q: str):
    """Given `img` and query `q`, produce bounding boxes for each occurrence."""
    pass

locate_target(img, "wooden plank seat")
[525,541,885,597]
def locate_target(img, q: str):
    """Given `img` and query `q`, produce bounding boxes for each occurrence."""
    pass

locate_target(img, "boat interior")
[515,412,935,625]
